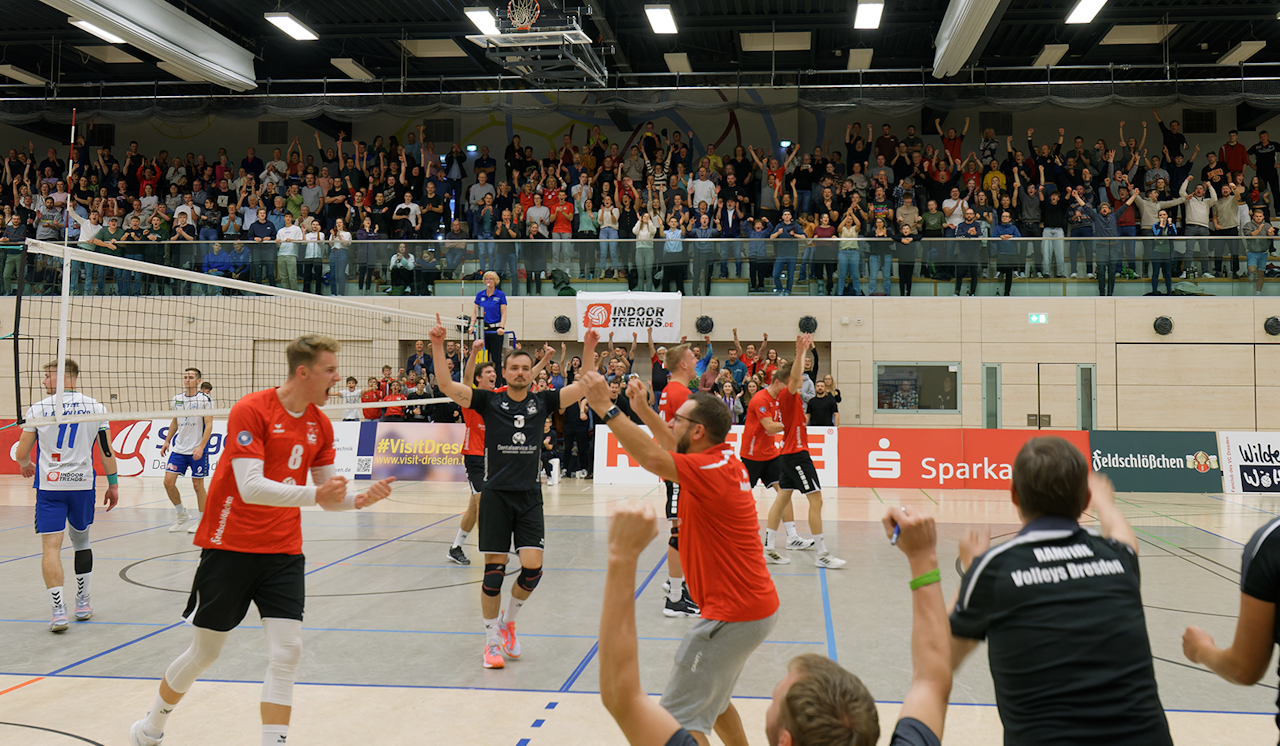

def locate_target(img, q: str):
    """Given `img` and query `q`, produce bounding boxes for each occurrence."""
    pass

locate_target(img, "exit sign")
[1029,313,1047,324]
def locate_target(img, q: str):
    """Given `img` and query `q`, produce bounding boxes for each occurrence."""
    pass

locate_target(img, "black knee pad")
[516,566,543,592]
[669,526,679,551]
[74,549,92,575]
[483,564,506,597]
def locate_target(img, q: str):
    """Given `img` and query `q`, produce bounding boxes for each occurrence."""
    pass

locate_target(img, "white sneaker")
[785,536,816,550]
[187,521,198,534]
[1202,272,1214,278]
[167,513,189,533]
[814,552,847,569]
[1070,272,1078,278]
[129,719,163,746]
[1178,272,1188,279]
[764,548,791,564]
[1087,272,1096,279]
[1036,272,1045,278]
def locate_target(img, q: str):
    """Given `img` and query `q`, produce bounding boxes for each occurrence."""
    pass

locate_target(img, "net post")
[13,246,27,424]
[55,241,71,424]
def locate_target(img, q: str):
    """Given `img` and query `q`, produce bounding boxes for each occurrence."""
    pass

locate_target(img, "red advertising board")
[838,428,1092,489]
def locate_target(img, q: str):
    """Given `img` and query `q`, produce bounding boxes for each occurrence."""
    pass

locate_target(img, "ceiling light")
[0,64,49,86]
[1100,24,1176,45]
[69,17,124,44]
[157,60,204,83]
[264,12,318,41]
[76,45,142,64]
[464,7,500,35]
[398,39,467,58]
[1065,0,1107,24]
[1032,43,1070,67]
[740,33,810,52]
[331,57,374,80]
[1218,40,1266,65]
[664,52,692,73]
[855,0,884,30]
[847,48,874,70]
[645,5,678,34]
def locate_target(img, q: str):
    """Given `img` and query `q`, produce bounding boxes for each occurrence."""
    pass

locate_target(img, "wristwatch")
[600,405,622,423]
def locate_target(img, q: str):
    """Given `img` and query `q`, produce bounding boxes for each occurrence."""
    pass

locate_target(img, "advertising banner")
[576,291,682,343]
[839,428,1091,490]
[1218,431,1280,493]
[594,426,838,486]
[371,422,467,483]
[1087,431,1221,493]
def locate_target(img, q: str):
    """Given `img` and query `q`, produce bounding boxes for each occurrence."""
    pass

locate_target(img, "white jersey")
[22,391,109,491]
[170,391,213,455]
[342,388,361,419]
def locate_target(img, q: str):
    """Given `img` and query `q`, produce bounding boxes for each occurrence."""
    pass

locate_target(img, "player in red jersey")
[655,342,700,618]
[359,376,383,421]
[581,370,779,746]
[766,334,846,569]
[129,336,395,746]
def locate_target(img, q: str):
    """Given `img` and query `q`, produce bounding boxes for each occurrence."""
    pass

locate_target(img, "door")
[1036,363,1095,430]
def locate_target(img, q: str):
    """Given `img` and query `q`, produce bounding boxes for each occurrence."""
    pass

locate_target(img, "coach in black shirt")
[950,436,1173,746]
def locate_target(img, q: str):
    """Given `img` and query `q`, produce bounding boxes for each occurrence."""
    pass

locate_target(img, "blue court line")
[819,567,837,662]
[1205,493,1280,518]
[558,552,668,693]
[0,524,169,565]
[531,719,544,727]
[516,739,531,745]
[545,702,557,709]
[304,513,461,576]
[1118,498,1246,547]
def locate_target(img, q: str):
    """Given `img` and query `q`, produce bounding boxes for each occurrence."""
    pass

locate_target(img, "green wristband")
[910,568,941,591]
[106,474,118,486]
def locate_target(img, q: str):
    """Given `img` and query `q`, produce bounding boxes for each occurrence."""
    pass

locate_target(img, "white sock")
[502,597,525,625]
[764,528,776,550]
[75,573,91,600]
[483,617,501,646]
[261,724,288,745]
[47,586,64,609]
[666,577,682,602]
[814,534,828,555]
[783,521,799,538]
[174,503,187,516]
[453,529,468,549]
[144,693,175,737]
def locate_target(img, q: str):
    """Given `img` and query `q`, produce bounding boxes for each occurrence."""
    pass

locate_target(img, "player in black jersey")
[430,315,600,669]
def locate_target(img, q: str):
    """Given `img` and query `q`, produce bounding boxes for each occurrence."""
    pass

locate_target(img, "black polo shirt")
[950,516,1172,746]
[470,388,561,490]
[1242,517,1280,728]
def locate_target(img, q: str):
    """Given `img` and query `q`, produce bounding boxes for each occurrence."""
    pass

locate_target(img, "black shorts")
[778,451,821,494]
[478,488,545,555]
[742,457,781,489]
[464,454,486,495]
[665,479,681,520]
[182,548,305,632]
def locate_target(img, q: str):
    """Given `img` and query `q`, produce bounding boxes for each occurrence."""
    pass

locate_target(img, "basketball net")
[508,0,540,31]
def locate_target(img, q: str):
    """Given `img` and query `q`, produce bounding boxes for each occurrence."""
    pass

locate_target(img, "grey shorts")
[659,610,778,735]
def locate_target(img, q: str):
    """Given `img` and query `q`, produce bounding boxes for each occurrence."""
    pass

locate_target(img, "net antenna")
[508,0,540,31]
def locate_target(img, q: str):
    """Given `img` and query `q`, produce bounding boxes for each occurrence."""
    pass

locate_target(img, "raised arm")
[430,314,473,408]
[788,334,811,395]
[554,329,601,406]
[583,372,677,482]
[1087,472,1138,553]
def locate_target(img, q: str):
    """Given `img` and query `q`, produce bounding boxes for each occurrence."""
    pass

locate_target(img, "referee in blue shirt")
[473,270,508,384]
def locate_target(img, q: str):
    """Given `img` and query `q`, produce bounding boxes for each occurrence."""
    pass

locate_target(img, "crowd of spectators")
[3,109,1279,297]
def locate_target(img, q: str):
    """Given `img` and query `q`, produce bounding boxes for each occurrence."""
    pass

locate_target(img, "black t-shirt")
[470,388,560,490]
[807,394,838,426]
[420,194,445,233]
[950,517,1172,746]
[1241,517,1280,726]
[1250,143,1278,172]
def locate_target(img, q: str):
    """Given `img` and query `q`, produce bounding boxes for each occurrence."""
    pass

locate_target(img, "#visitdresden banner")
[371,422,467,483]
[1087,431,1220,493]
[576,291,682,343]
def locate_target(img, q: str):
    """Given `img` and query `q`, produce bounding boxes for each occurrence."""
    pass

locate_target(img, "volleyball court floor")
[0,476,1274,745]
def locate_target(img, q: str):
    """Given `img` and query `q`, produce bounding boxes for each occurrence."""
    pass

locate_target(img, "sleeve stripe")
[957,529,1077,610]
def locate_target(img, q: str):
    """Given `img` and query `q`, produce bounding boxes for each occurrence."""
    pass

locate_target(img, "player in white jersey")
[15,359,119,631]
[161,368,213,534]
[341,376,361,420]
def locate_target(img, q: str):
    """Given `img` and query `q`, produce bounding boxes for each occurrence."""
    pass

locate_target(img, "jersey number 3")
[287,444,304,470]
[514,414,525,429]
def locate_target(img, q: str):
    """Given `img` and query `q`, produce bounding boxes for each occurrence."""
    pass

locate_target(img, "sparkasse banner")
[1087,431,1220,493]
[594,425,838,485]
[576,291,682,343]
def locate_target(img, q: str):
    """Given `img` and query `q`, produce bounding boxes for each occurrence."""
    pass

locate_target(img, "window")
[983,363,1001,428]
[85,123,115,148]
[422,118,456,145]
[258,121,289,145]
[1181,109,1217,134]
[978,111,1013,137]
[875,363,959,413]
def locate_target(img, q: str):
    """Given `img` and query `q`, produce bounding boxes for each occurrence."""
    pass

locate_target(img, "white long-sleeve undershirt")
[232,458,356,511]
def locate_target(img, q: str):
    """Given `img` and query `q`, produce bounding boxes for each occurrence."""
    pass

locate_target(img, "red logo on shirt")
[583,304,611,328]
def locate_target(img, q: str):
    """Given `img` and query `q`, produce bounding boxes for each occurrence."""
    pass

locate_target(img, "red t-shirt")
[383,393,406,418]
[760,362,778,386]
[741,389,781,461]
[942,134,964,162]
[361,389,383,420]
[194,388,335,555]
[672,443,779,623]
[551,203,574,234]
[778,389,808,455]
[461,406,485,455]
[658,378,691,425]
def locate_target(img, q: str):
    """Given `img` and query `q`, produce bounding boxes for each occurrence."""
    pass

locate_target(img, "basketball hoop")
[508,0,540,31]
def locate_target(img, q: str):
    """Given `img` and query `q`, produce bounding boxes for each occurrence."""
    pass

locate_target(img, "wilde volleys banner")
[370,422,467,483]
[1088,431,1221,493]
[593,426,839,485]
[1218,431,1280,493]
[838,428,1092,490]
[576,292,682,343]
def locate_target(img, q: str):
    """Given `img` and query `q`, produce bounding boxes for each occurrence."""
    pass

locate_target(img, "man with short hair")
[160,368,213,534]
[129,336,394,746]
[655,342,700,617]
[16,359,119,631]
[807,380,839,427]
[951,437,1173,746]
[2,212,29,295]
[275,212,303,290]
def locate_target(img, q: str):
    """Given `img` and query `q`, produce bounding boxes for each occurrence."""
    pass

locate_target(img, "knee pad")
[68,526,90,552]
[483,564,506,597]
[516,565,542,593]
[165,627,229,694]
[669,526,679,551]
[74,549,92,575]
[261,618,303,707]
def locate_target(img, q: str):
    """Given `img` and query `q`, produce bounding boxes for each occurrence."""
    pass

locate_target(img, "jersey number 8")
[288,444,304,470]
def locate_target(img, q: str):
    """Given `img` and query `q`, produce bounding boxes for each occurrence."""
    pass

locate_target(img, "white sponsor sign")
[576,291,682,343]
[593,425,838,486]
[1218,431,1280,493]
